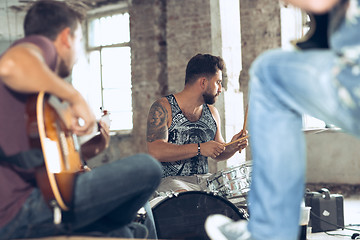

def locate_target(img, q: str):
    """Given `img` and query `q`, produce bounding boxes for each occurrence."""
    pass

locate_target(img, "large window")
[280,4,326,129]
[73,11,132,131]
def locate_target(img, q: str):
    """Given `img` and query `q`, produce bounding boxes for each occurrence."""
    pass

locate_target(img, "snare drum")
[207,161,252,198]
[150,191,246,240]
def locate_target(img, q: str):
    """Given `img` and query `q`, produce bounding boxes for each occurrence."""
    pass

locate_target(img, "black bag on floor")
[305,188,344,233]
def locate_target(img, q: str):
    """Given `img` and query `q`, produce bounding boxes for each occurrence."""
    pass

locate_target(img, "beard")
[203,92,218,105]
[58,59,71,78]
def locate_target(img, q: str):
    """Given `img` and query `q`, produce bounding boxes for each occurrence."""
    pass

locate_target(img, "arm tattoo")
[147,101,168,142]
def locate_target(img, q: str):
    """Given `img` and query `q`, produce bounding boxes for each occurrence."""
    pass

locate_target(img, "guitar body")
[26,91,83,211]
[292,12,329,50]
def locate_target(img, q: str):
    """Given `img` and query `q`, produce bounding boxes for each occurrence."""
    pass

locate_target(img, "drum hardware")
[137,190,180,224]
[238,207,250,221]
[204,189,221,196]
[135,207,147,224]
[154,190,179,199]
[207,161,252,199]
[166,191,179,198]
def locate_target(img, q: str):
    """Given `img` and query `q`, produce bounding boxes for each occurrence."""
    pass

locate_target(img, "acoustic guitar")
[291,11,329,50]
[26,91,109,216]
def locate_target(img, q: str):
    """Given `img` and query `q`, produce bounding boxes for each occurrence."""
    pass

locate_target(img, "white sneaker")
[205,214,252,240]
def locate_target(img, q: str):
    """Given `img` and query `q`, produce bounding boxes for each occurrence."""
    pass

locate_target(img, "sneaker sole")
[205,214,233,240]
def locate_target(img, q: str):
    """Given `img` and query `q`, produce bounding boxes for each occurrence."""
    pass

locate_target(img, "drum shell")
[151,191,246,240]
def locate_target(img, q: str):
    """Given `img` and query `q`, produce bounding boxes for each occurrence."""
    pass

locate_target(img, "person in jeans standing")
[206,0,359,239]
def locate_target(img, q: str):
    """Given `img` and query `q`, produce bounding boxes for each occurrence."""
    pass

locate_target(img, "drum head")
[152,191,246,240]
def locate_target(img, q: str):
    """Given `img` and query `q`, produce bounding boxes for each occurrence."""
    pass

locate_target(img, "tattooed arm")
[146,98,205,162]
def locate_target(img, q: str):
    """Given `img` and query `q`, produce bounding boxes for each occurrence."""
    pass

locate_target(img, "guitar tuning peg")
[102,110,109,116]
[100,111,111,127]
[100,107,109,116]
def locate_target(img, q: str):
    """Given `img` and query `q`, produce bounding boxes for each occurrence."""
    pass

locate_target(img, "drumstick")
[224,135,249,147]
[225,105,249,147]
[242,105,249,133]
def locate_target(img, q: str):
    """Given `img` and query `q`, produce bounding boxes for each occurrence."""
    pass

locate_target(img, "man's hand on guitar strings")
[70,94,96,136]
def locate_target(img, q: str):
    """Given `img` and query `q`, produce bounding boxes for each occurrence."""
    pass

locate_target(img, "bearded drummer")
[146,53,248,195]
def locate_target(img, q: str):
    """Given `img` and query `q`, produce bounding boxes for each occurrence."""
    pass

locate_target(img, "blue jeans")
[247,48,360,240]
[0,153,162,239]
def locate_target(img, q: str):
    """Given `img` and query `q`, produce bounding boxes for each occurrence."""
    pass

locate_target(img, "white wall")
[305,129,360,184]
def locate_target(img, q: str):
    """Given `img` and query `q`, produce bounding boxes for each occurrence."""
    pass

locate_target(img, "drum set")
[207,161,252,199]
[147,161,252,240]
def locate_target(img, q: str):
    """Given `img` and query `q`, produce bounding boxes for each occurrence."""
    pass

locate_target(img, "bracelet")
[197,143,201,156]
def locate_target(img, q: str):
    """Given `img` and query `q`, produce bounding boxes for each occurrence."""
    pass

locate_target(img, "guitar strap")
[0,147,44,169]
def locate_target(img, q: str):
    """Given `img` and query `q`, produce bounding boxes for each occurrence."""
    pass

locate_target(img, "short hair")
[185,53,225,85]
[24,0,86,40]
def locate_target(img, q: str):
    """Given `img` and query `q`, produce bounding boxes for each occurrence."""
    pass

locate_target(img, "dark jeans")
[0,153,162,239]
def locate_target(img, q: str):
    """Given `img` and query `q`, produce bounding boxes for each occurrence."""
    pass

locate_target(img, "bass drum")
[151,191,246,240]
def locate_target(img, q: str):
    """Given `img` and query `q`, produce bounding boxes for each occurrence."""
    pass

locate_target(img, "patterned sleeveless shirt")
[161,94,217,177]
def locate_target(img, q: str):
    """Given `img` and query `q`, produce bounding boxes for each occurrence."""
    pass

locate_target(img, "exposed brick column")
[239,0,281,160]
[130,0,168,153]
[166,0,213,93]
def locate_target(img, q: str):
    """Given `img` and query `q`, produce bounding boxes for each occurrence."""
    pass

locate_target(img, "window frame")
[84,4,133,133]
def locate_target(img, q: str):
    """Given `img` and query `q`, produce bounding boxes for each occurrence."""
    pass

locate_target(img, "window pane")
[88,51,103,116]
[72,51,103,119]
[102,47,131,89]
[109,111,133,130]
[103,89,132,112]
[103,88,132,131]
[84,11,133,131]
[88,13,130,47]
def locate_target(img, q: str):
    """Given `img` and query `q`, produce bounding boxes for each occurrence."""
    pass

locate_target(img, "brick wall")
[102,0,217,161]
[96,0,282,170]
[239,0,281,160]
[166,0,212,93]
[129,0,167,153]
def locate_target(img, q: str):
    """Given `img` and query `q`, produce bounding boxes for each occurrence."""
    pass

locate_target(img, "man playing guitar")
[0,1,162,239]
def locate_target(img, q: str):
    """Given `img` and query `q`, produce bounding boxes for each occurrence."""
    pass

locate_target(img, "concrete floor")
[308,195,360,240]
[24,192,360,240]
